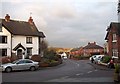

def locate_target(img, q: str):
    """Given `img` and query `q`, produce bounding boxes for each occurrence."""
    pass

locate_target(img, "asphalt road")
[2,59,114,83]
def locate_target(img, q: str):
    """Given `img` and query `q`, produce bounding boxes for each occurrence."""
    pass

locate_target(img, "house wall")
[107,25,120,57]
[12,35,39,56]
[83,48,104,56]
[0,26,12,56]
[117,35,120,59]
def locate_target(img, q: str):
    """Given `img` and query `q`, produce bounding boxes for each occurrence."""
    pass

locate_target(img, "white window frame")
[112,34,117,42]
[112,49,118,57]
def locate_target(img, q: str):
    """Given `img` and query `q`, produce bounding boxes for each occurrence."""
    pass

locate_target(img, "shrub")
[49,60,59,67]
[10,56,18,62]
[30,55,41,62]
[114,63,120,73]
[1,57,11,64]
[102,56,111,63]
[74,55,81,59]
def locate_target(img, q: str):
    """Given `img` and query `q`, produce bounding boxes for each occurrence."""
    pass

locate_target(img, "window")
[25,60,33,63]
[0,36,7,43]
[26,37,32,44]
[0,49,7,56]
[27,48,32,56]
[112,49,118,57]
[112,34,117,42]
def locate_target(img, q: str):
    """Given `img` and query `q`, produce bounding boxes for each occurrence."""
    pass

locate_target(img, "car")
[0,59,39,73]
[89,55,104,64]
[63,56,67,59]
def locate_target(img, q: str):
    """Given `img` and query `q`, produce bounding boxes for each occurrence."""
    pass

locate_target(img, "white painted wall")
[12,35,39,55]
[0,26,40,57]
[0,26,11,56]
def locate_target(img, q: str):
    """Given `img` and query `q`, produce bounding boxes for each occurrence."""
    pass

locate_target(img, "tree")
[40,39,48,57]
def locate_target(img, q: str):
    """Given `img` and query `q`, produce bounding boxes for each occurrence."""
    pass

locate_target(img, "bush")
[114,63,120,73]
[49,60,59,67]
[74,55,81,59]
[30,55,41,62]
[10,56,18,62]
[102,56,111,63]
[1,57,11,64]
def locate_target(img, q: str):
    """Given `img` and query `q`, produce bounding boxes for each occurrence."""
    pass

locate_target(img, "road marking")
[94,70,98,71]
[87,71,92,73]
[77,64,80,66]
[61,76,69,79]
[76,73,84,76]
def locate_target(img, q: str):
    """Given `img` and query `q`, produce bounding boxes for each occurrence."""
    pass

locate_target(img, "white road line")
[76,73,84,76]
[87,71,92,73]
[94,70,98,71]
[77,64,80,66]
[61,76,69,79]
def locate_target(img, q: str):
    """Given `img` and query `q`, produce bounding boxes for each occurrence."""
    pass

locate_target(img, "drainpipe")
[11,34,12,57]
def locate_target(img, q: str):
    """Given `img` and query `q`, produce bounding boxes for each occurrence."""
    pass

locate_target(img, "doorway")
[17,49,22,59]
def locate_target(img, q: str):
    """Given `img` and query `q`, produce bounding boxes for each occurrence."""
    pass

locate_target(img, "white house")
[0,14,45,59]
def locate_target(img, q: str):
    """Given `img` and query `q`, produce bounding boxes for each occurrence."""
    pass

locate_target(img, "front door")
[17,49,22,59]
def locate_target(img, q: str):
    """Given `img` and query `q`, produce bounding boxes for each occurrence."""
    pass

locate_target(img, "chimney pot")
[94,42,96,45]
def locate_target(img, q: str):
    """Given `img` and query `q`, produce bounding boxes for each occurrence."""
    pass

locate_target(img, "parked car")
[0,59,39,73]
[89,55,104,64]
[63,56,67,59]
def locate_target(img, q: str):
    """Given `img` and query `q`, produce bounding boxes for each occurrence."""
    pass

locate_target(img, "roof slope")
[83,43,103,49]
[0,19,45,37]
[110,22,120,35]
[105,22,120,40]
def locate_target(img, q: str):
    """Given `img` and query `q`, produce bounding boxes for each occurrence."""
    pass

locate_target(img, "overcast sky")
[0,0,118,48]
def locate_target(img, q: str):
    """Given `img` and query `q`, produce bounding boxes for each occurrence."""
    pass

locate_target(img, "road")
[2,59,114,83]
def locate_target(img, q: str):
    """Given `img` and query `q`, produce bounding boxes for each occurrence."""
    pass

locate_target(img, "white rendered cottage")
[0,14,45,59]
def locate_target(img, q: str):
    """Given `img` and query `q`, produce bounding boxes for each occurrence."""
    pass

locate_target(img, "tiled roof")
[0,19,45,38]
[83,43,103,49]
[110,22,120,35]
[105,22,120,40]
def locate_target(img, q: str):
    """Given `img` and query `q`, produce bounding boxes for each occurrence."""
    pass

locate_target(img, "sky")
[0,0,118,48]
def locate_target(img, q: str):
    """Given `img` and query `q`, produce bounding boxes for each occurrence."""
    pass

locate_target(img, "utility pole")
[118,0,120,22]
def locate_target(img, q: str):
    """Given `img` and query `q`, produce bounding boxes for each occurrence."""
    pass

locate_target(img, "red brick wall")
[118,36,120,59]
[107,26,120,57]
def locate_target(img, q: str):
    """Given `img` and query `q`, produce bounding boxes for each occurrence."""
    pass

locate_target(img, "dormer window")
[112,33,117,42]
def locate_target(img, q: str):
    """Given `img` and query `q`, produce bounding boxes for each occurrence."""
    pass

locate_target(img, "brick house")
[70,47,83,56]
[105,22,120,59]
[83,42,104,56]
[0,14,45,59]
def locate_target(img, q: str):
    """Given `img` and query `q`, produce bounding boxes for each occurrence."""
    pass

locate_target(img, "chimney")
[94,42,96,45]
[28,16,33,24]
[5,14,10,22]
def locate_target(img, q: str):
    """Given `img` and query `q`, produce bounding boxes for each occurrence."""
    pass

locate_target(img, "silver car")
[0,59,39,72]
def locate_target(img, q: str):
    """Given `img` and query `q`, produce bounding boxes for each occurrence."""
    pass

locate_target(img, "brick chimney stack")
[28,16,33,24]
[94,42,96,45]
[5,14,10,22]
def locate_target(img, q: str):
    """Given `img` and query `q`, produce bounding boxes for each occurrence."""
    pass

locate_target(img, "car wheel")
[30,66,36,71]
[5,67,12,73]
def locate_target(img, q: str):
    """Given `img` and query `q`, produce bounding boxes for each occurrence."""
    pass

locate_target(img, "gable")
[105,22,120,40]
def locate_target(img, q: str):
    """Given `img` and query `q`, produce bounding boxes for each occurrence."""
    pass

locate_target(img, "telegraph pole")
[118,0,120,22]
